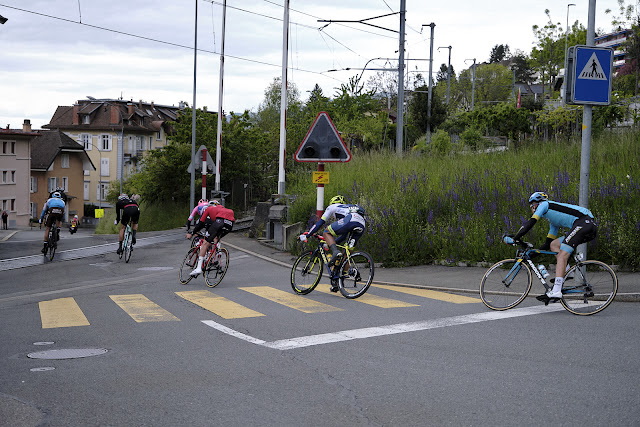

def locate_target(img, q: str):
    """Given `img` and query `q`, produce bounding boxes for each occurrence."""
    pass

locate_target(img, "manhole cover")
[27,348,108,360]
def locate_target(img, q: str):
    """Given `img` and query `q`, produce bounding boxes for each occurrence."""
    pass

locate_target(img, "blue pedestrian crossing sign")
[567,45,613,105]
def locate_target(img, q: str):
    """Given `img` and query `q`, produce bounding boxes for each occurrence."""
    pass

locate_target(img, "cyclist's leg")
[191,221,216,275]
[130,208,140,244]
[551,217,597,297]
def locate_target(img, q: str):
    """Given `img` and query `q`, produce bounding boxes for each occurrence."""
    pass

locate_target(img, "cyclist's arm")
[513,217,537,241]
[114,202,122,223]
[39,202,49,221]
[187,206,199,221]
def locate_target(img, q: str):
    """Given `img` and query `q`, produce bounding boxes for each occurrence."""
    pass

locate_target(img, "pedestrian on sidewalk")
[1,210,7,230]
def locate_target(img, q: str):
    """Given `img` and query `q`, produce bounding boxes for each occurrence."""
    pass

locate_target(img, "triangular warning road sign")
[295,112,351,162]
[578,52,607,80]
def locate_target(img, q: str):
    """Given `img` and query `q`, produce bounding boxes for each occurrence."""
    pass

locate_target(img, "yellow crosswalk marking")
[110,294,179,322]
[239,286,343,313]
[315,283,418,308]
[39,297,90,329]
[176,290,264,319]
[372,284,481,304]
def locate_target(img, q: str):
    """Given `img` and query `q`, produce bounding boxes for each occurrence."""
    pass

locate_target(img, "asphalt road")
[1,229,639,426]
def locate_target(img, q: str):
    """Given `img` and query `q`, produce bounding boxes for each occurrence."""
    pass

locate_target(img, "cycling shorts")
[326,214,365,246]
[559,216,597,253]
[45,207,64,228]
[120,205,140,226]
[204,218,234,243]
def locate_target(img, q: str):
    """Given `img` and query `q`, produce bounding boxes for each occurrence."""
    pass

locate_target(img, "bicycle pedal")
[536,294,550,305]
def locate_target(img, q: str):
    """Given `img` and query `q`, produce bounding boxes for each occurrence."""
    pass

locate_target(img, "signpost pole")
[316,163,324,220]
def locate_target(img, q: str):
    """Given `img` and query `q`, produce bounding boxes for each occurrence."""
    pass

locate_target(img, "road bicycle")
[291,233,374,299]
[189,229,206,248]
[179,238,229,287]
[43,225,59,261]
[119,223,134,263]
[480,239,618,315]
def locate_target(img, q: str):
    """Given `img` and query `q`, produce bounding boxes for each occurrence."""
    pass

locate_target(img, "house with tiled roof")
[0,120,39,227]
[30,130,95,222]
[43,97,183,208]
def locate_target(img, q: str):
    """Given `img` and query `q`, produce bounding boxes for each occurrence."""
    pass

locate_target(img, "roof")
[0,127,39,138]
[43,98,184,133]
[30,130,96,171]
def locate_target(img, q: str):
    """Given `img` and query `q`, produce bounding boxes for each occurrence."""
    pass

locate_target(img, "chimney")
[138,99,142,109]
[23,119,32,132]
[72,104,80,125]
[127,102,134,116]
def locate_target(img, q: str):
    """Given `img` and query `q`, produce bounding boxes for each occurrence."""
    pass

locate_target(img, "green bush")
[95,200,189,234]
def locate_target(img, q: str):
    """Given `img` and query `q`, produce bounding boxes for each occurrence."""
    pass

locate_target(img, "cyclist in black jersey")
[114,194,140,254]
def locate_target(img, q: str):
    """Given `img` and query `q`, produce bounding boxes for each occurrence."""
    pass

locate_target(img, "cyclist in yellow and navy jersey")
[503,192,597,299]
[299,195,366,292]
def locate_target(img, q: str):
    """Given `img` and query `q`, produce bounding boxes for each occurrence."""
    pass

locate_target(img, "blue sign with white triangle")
[570,45,613,105]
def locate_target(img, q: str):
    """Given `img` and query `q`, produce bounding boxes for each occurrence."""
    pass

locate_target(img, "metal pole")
[396,0,406,155]
[578,0,596,260]
[190,0,198,211]
[423,23,435,143]
[563,3,576,104]
[277,0,290,195]
[438,46,452,105]
[215,0,226,192]
[471,59,476,110]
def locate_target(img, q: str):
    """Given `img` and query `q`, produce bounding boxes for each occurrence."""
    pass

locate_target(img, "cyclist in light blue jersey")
[39,191,66,254]
[503,192,598,299]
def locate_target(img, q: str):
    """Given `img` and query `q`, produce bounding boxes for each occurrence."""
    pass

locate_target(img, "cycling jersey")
[532,201,594,240]
[115,198,139,225]
[199,205,235,223]
[40,197,65,221]
[308,203,366,245]
[188,202,209,221]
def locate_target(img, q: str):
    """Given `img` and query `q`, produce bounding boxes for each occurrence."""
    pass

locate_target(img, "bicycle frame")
[314,235,353,279]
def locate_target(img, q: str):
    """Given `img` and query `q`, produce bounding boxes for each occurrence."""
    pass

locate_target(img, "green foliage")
[460,127,485,150]
[429,129,452,156]
[95,200,188,234]
[287,128,640,270]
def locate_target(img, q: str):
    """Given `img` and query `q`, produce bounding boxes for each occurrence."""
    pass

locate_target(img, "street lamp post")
[563,3,576,104]
[438,45,452,105]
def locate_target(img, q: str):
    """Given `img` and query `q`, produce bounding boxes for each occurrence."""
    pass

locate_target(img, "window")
[2,141,15,154]
[83,115,90,124]
[61,177,68,192]
[61,154,70,168]
[80,134,92,151]
[156,131,161,141]
[100,134,112,151]
[84,170,90,176]
[136,136,146,151]
[48,177,58,193]
[100,157,109,177]
[84,181,90,200]
[1,170,15,184]
[10,199,15,211]
[30,202,38,219]
[97,182,109,201]
[30,176,37,193]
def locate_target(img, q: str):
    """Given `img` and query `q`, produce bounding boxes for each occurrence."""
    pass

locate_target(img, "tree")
[489,44,511,63]
[409,84,448,133]
[510,52,536,84]
[531,9,565,98]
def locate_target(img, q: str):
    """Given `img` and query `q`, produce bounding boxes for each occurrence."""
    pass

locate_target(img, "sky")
[0,0,626,129]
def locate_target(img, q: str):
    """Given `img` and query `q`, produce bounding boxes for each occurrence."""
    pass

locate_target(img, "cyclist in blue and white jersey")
[503,191,597,299]
[300,195,366,291]
[39,191,66,254]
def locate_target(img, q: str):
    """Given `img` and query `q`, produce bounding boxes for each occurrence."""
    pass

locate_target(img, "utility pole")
[278,0,289,195]
[215,0,226,193]
[190,0,198,211]
[465,58,476,110]
[422,23,435,143]
[396,0,406,155]
[438,45,452,105]
[563,3,576,104]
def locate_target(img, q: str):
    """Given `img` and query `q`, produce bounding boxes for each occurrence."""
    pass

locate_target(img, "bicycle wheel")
[47,236,56,261]
[561,260,618,315]
[124,239,133,263]
[338,251,374,299]
[480,259,532,310]
[179,247,199,284]
[290,250,323,295]
[204,247,229,288]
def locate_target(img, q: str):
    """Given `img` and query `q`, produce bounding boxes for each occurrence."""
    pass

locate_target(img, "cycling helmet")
[198,199,206,204]
[209,199,220,206]
[118,193,128,201]
[52,192,62,199]
[329,195,345,205]
[529,192,548,204]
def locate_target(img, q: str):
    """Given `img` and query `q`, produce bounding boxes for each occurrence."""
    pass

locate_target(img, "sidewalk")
[221,232,640,302]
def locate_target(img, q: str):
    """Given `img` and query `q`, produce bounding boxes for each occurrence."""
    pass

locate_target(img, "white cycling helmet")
[118,193,128,201]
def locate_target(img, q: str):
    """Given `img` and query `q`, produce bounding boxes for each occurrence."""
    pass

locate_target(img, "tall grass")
[288,129,640,269]
[95,200,189,234]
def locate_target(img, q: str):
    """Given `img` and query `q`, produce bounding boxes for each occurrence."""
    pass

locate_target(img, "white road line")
[202,304,564,350]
